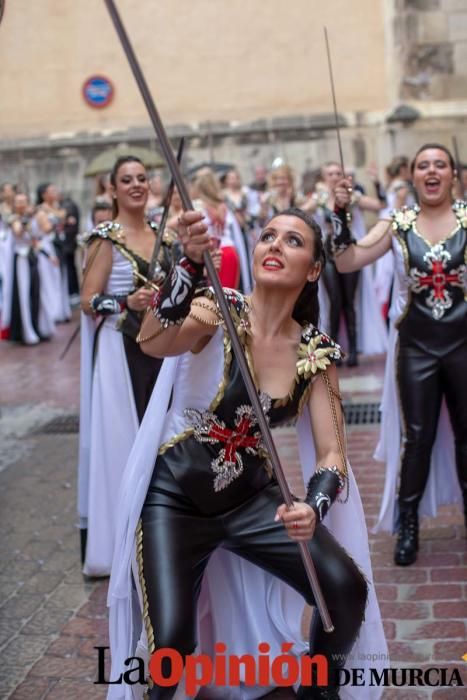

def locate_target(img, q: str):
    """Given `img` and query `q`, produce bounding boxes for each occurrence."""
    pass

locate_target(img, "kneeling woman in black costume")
[107,208,386,700]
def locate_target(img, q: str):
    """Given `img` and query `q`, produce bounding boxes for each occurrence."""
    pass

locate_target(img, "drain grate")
[37,402,381,434]
[343,402,381,425]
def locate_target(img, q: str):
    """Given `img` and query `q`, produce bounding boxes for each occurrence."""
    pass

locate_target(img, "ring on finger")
[292,521,299,530]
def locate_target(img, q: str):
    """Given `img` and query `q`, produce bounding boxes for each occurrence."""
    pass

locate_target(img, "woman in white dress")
[78,156,179,576]
[6,193,54,344]
[34,183,71,323]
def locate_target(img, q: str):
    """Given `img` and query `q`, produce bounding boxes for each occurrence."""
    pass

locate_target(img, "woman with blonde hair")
[268,163,300,213]
[191,167,251,292]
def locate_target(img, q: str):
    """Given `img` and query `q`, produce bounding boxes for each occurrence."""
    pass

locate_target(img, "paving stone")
[433,600,467,618]
[47,583,89,611]
[46,635,80,658]
[24,606,73,637]
[0,634,51,669]
[2,350,466,698]
[433,640,467,662]
[431,566,467,582]
[0,670,25,698]
[0,576,22,600]
[8,674,51,699]
[404,583,463,601]
[0,593,46,620]
[0,618,23,647]
[30,655,97,680]
[387,640,432,663]
[42,678,108,699]
[398,619,466,640]
[18,571,63,596]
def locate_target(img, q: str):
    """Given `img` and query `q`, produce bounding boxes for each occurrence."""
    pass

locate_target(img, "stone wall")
[395,0,467,100]
[1,113,467,216]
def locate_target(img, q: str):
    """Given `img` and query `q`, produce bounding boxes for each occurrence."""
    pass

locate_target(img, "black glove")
[90,294,126,316]
[305,466,345,523]
[152,256,205,327]
[330,206,356,255]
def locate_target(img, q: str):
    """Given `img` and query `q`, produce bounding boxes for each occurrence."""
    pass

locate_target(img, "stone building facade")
[0,0,466,207]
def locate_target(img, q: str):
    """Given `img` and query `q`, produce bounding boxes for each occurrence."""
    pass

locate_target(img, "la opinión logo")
[95,645,465,695]
[95,643,328,695]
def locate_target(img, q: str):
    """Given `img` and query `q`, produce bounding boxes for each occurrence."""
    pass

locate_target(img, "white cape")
[78,312,139,575]
[108,329,387,699]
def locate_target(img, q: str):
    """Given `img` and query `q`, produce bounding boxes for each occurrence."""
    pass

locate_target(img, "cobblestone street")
[0,320,465,699]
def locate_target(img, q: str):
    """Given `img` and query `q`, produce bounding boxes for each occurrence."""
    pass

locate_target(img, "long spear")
[104,0,333,633]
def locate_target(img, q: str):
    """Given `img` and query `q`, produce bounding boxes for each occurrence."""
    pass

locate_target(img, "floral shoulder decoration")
[391,205,420,233]
[296,326,342,380]
[453,200,467,229]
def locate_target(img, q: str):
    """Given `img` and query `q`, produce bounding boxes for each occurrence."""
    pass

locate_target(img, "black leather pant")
[397,339,467,515]
[322,259,360,352]
[140,463,367,699]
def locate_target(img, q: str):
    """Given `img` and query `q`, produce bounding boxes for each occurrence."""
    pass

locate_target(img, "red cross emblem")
[409,244,465,320]
[185,405,264,491]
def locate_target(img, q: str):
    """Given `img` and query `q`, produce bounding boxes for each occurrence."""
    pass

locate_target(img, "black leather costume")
[316,198,360,366]
[140,290,367,699]
[332,200,467,565]
[392,204,467,526]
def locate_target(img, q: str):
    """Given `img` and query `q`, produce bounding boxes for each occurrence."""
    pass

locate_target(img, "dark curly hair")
[263,207,325,327]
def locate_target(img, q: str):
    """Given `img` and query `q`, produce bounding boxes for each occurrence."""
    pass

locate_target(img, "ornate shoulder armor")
[297,325,342,380]
[453,200,467,229]
[81,220,121,246]
[391,204,419,233]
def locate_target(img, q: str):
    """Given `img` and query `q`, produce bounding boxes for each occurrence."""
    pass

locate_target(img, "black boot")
[80,528,87,566]
[394,508,419,566]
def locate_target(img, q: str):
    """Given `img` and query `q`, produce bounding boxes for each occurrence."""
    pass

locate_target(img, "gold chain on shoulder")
[188,310,222,327]
[322,370,349,502]
[189,299,222,326]
[136,323,166,344]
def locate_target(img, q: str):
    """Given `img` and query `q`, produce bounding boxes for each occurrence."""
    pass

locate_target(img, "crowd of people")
[0,154,425,351]
[1,144,466,698]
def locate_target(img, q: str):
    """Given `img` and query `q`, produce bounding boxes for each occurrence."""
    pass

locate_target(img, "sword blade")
[59,321,80,361]
[324,26,345,174]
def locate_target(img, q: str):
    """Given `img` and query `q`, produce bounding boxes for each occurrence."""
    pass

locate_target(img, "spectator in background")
[191,167,251,292]
[248,164,268,192]
[268,163,302,213]
[0,183,16,223]
[146,171,165,223]
[61,195,81,305]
